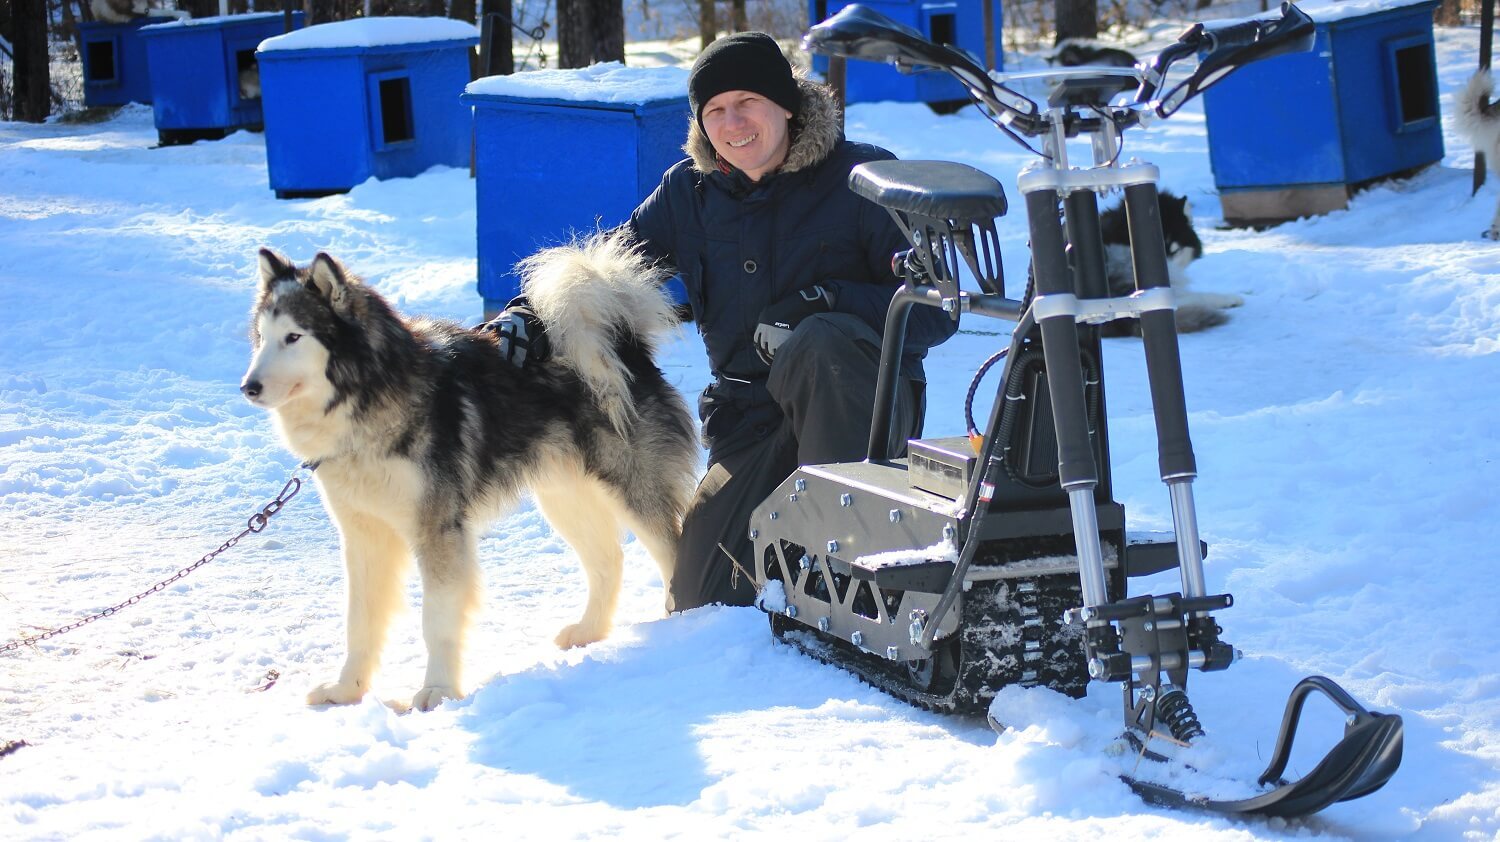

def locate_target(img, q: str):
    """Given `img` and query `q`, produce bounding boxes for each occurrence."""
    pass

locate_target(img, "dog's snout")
[241,380,263,399]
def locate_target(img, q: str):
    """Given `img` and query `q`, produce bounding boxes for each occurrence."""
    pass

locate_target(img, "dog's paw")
[554,622,607,650]
[1484,228,1500,241]
[306,680,366,706]
[411,685,459,711]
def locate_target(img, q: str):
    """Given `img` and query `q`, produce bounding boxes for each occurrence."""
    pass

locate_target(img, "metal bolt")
[1089,658,1107,679]
[827,540,840,553]
[851,630,864,647]
[1139,685,1156,703]
[889,509,902,523]
[784,605,798,619]
[794,478,806,492]
[799,554,811,570]
[942,298,956,313]
[749,528,759,540]
[840,493,852,507]
[789,492,799,503]
[817,616,830,633]
[942,524,956,541]
[886,646,900,661]
[769,511,779,520]
[1143,621,1155,633]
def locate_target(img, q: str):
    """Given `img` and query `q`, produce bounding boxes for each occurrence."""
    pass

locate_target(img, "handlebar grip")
[1202,18,1268,52]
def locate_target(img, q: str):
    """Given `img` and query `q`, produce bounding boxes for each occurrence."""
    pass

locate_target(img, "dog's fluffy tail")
[518,230,678,433]
[1456,70,1500,170]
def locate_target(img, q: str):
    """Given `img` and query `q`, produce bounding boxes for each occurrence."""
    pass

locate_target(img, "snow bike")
[748,2,1402,818]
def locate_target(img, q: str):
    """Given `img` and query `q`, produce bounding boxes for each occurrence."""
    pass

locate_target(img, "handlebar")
[804,2,1315,138]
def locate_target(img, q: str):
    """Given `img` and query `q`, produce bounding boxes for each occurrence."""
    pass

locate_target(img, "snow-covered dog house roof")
[138,12,303,146]
[461,63,691,312]
[1202,0,1444,227]
[255,17,480,199]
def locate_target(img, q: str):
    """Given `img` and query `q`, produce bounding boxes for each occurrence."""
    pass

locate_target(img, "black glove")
[753,284,835,365]
[479,296,551,369]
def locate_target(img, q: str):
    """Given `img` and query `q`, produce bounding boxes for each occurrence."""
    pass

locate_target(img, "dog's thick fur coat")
[241,234,697,711]
[1455,69,1500,240]
[1100,191,1240,334]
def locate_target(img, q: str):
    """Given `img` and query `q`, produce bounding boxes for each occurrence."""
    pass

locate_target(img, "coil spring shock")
[1155,687,1205,743]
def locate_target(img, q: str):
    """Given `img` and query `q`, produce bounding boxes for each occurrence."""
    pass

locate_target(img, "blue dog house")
[809,0,1003,106]
[78,16,179,107]
[256,17,479,199]
[141,12,304,145]
[463,64,691,315]
[1203,0,1443,226]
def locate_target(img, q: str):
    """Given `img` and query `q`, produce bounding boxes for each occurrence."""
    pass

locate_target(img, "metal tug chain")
[0,464,316,654]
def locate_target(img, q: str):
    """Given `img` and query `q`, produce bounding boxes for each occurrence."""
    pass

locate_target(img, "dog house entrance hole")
[236,49,260,100]
[1392,41,1437,127]
[378,75,415,145]
[85,40,118,82]
[928,11,957,46]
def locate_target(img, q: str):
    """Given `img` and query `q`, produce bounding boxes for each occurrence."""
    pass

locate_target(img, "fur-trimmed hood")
[683,75,844,177]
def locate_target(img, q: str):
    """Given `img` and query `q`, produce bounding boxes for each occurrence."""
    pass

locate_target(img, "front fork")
[1023,176,1233,740]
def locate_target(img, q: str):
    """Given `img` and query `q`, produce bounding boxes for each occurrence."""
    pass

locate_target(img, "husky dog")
[1455,69,1500,240]
[240,234,698,711]
[1051,40,1137,68]
[1099,191,1240,334]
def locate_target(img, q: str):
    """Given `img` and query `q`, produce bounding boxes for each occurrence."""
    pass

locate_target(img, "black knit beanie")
[688,32,801,132]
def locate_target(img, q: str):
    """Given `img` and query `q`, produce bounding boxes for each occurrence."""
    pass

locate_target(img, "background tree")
[1054,0,1097,43]
[9,0,47,121]
[557,0,623,68]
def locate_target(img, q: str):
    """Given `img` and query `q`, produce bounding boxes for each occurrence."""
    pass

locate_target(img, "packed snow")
[141,12,293,32]
[2,16,1498,842]
[257,17,480,52]
[465,63,689,106]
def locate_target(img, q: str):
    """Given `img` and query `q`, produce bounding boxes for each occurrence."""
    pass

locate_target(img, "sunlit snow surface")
[1,23,1497,842]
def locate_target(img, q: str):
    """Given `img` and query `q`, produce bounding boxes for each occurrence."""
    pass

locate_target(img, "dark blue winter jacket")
[625,78,957,454]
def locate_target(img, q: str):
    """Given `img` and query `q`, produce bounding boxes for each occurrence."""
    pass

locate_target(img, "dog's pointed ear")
[258,248,293,290]
[308,252,352,310]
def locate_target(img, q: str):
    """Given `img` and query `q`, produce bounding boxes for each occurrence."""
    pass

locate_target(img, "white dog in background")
[1455,69,1500,240]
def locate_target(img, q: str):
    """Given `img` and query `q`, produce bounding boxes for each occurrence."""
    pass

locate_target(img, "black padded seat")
[849,160,1008,221]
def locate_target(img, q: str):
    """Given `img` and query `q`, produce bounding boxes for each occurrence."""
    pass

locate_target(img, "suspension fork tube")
[867,287,938,461]
[1123,182,1207,600]
[1063,189,1110,300]
[1026,188,1109,609]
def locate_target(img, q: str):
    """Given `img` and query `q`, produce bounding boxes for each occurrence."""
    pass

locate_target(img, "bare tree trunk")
[557,0,623,69]
[450,0,474,23]
[1055,0,1097,43]
[58,0,77,43]
[184,0,219,17]
[698,0,714,50]
[11,0,47,122]
[729,0,745,32]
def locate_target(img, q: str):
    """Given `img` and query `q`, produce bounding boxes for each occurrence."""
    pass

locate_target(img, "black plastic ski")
[1122,676,1404,818]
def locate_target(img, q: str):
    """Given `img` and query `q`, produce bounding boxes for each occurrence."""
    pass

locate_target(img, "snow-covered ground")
[3,17,1498,842]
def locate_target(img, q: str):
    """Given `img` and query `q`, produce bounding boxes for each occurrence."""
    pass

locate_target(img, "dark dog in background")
[1051,40,1138,68]
[1099,191,1240,334]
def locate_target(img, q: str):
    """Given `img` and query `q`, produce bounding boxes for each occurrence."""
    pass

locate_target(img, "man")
[489,32,956,611]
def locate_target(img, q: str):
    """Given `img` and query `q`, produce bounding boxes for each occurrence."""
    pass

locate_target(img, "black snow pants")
[667,313,923,612]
